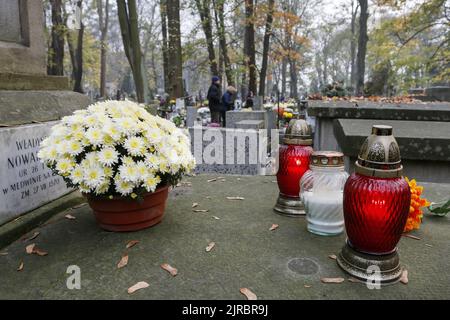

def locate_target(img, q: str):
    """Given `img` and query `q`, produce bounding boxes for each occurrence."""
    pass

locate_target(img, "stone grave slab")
[0,121,72,225]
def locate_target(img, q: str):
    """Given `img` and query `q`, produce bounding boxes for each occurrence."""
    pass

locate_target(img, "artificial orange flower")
[404,177,431,232]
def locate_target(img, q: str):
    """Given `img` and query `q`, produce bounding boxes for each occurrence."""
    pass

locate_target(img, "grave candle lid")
[283,119,312,145]
[355,125,403,178]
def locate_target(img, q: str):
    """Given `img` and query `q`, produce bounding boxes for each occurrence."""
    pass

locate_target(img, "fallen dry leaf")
[321,277,345,284]
[0,252,8,256]
[237,178,241,181]
[269,224,279,231]
[23,231,40,242]
[72,203,87,209]
[117,254,129,269]
[127,281,149,294]
[206,196,211,199]
[17,262,24,272]
[226,196,245,200]
[193,209,209,213]
[212,216,220,220]
[304,284,311,288]
[192,202,199,208]
[34,248,48,256]
[400,270,408,284]
[65,214,76,220]
[425,244,433,247]
[26,243,36,254]
[240,288,257,300]
[402,234,421,240]
[207,178,217,182]
[328,254,337,260]
[206,242,215,252]
[161,263,178,277]
[126,240,139,249]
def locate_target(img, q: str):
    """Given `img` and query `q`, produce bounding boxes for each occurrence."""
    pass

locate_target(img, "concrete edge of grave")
[0,191,85,249]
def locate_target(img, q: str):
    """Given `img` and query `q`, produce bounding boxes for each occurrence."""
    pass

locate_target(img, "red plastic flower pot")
[276,144,313,198]
[86,185,169,232]
[343,173,411,254]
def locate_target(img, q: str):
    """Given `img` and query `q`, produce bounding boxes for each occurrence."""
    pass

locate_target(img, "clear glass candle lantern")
[300,151,348,235]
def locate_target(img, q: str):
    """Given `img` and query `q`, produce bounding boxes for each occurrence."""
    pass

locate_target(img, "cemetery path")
[0,175,449,299]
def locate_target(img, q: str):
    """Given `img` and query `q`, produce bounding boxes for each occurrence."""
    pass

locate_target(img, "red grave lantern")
[337,125,411,284]
[274,119,313,216]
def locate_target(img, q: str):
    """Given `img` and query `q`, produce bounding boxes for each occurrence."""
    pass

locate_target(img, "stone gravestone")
[0,1,90,225]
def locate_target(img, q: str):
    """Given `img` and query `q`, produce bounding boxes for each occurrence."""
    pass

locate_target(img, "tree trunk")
[97,0,110,98]
[281,58,287,97]
[244,0,257,95]
[117,0,148,103]
[48,0,65,76]
[289,59,298,98]
[259,0,275,97]
[350,0,358,90]
[355,0,368,96]
[67,0,84,94]
[213,0,234,86]
[160,0,170,93]
[195,0,218,76]
[166,0,183,98]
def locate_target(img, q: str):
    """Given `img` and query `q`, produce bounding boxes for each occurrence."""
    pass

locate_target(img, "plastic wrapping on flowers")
[38,100,196,199]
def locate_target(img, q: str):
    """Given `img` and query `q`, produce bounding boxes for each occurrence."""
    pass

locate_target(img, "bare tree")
[244,0,257,95]
[166,0,184,98]
[350,0,359,90]
[48,0,65,76]
[213,0,234,86]
[160,0,170,92]
[355,0,368,95]
[117,0,148,102]
[259,0,275,97]
[66,0,84,93]
[195,0,218,76]
[97,0,110,98]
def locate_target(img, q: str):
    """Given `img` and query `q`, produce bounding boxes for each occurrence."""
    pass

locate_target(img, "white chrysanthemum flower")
[145,127,163,144]
[85,127,104,146]
[95,181,110,195]
[79,182,92,194]
[118,163,139,183]
[84,165,105,189]
[103,166,114,178]
[136,161,149,180]
[142,174,161,193]
[116,118,136,135]
[115,177,134,196]
[102,122,122,141]
[123,136,145,156]
[55,158,74,175]
[70,165,84,184]
[97,147,119,166]
[122,156,135,166]
[145,153,160,169]
[67,140,83,156]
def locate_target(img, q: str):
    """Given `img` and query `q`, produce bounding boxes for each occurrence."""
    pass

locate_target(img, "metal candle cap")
[283,119,312,145]
[310,151,344,167]
[355,125,403,178]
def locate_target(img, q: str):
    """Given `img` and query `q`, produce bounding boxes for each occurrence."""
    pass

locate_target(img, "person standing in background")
[207,76,222,124]
[221,86,237,127]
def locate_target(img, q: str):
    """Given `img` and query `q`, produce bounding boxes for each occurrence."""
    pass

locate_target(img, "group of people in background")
[207,76,238,127]
[207,76,258,127]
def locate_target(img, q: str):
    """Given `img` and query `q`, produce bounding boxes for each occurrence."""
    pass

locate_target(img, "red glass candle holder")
[277,144,313,197]
[274,119,313,216]
[343,173,411,254]
[337,125,410,284]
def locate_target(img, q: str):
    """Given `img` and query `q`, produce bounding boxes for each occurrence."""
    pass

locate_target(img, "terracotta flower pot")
[86,185,169,232]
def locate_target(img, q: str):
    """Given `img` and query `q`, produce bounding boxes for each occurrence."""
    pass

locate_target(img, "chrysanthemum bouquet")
[38,100,195,199]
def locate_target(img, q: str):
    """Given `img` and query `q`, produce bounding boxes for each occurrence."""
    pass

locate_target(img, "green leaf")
[427,200,450,216]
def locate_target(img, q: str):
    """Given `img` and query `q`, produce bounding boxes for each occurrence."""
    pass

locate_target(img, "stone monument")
[0,1,90,225]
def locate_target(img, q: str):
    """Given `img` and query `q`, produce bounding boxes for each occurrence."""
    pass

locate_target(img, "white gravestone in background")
[0,0,22,43]
[0,121,72,224]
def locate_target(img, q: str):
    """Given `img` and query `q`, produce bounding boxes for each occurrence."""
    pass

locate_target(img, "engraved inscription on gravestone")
[0,0,22,43]
[0,122,72,224]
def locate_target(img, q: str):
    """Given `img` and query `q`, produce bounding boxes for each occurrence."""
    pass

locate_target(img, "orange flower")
[403,177,431,233]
